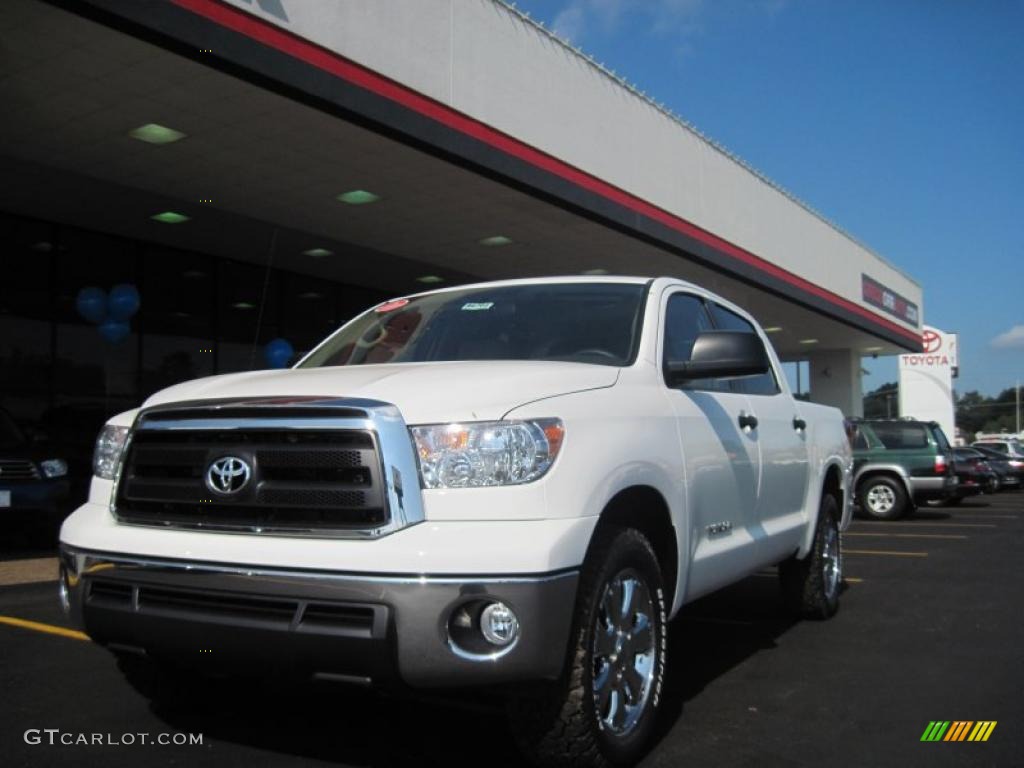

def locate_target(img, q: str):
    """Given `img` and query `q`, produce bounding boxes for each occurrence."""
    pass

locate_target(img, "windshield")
[0,409,26,449]
[299,283,648,369]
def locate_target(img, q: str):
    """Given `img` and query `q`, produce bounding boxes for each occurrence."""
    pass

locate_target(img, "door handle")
[738,413,758,430]
[793,417,807,431]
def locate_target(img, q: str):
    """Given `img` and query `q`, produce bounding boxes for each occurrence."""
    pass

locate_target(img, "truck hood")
[142,361,620,423]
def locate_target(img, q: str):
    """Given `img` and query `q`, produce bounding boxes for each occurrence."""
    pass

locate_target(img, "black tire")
[508,527,668,768]
[857,475,907,520]
[780,493,842,620]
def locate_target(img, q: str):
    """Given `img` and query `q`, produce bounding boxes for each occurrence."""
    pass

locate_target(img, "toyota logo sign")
[205,456,252,495]
[921,329,942,354]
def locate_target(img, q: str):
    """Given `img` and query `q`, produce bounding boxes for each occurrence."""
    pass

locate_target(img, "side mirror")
[665,330,770,386]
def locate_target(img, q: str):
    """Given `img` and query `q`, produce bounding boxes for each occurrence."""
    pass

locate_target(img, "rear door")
[661,291,761,600]
[707,302,811,564]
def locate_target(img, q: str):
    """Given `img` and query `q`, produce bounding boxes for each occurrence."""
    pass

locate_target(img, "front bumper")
[59,546,578,689]
[1,478,69,514]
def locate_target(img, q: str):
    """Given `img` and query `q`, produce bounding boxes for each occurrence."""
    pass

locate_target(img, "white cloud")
[991,325,1024,349]
[552,0,627,43]
[550,0,701,44]
[552,4,587,42]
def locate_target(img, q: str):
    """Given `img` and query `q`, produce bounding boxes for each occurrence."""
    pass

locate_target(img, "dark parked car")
[971,439,1024,460]
[852,418,958,519]
[0,407,71,542]
[970,445,1023,491]
[949,447,998,503]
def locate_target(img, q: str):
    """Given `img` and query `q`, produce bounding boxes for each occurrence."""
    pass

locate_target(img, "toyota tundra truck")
[59,276,852,767]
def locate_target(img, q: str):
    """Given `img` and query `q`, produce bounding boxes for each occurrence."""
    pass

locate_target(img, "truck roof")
[389,275,700,303]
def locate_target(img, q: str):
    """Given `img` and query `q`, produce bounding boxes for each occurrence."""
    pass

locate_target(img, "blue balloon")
[264,338,294,369]
[75,287,107,324]
[108,284,141,321]
[98,319,131,344]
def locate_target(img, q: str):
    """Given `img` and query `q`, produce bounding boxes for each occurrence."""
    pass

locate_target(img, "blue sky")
[513,0,1023,397]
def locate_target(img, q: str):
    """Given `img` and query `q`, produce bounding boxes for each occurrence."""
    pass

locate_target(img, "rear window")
[929,425,951,451]
[869,422,929,450]
[953,448,982,460]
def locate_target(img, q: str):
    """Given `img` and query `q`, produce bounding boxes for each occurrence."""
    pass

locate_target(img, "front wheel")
[508,527,667,768]
[780,493,842,620]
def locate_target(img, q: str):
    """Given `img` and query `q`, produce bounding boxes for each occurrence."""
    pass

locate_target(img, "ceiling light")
[151,211,190,224]
[182,269,206,279]
[232,301,255,310]
[863,346,884,353]
[31,241,53,253]
[799,338,819,345]
[299,291,323,300]
[763,326,782,333]
[417,275,444,284]
[303,247,333,258]
[129,123,186,145]
[337,190,380,205]
[479,235,512,246]
[582,268,609,275]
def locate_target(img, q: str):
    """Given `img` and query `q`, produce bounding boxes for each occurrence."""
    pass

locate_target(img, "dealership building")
[0,0,923,490]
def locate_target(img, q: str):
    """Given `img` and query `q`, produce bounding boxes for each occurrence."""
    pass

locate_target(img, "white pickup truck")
[60,276,852,767]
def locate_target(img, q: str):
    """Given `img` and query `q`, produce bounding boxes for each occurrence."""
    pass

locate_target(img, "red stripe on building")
[172,0,921,345]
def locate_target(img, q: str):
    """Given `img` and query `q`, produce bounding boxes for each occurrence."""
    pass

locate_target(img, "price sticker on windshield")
[375,299,409,313]
[461,302,494,311]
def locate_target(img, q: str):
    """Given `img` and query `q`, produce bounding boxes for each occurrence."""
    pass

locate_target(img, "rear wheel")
[780,493,842,620]
[508,527,667,767]
[858,475,907,520]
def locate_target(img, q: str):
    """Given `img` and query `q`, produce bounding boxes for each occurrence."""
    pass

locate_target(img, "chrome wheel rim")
[591,569,656,736]
[822,520,841,600]
[865,485,895,514]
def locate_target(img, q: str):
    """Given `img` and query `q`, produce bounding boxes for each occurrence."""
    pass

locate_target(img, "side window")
[662,293,724,392]
[852,431,870,451]
[871,423,929,449]
[708,303,779,395]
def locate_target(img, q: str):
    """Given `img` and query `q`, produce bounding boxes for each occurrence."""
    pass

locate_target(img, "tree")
[863,381,898,419]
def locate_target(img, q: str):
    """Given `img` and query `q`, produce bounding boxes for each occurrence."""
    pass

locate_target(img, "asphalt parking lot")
[2,494,1021,768]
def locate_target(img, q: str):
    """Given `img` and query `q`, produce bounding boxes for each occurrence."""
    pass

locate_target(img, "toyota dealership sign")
[898,326,959,441]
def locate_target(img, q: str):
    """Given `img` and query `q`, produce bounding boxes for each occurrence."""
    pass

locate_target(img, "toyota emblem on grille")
[205,456,252,495]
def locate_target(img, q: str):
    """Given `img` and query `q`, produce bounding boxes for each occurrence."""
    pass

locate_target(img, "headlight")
[40,459,68,479]
[92,425,129,480]
[410,419,564,489]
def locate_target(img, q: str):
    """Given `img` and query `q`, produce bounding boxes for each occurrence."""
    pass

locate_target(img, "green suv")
[852,419,958,519]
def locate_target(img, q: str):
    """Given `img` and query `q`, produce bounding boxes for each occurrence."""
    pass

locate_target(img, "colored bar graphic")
[921,721,950,741]
[921,721,996,742]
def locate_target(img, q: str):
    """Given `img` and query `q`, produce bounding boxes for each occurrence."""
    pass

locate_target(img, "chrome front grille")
[111,398,424,538]
[0,459,40,480]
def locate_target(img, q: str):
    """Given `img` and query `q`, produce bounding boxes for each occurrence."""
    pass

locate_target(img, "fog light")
[480,601,519,646]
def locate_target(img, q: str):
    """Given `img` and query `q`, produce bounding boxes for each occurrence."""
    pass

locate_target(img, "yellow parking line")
[845,532,966,540]
[0,615,89,642]
[753,571,865,583]
[844,549,928,557]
